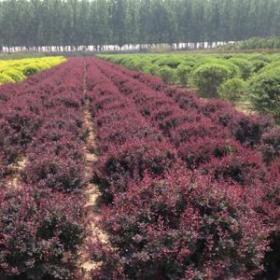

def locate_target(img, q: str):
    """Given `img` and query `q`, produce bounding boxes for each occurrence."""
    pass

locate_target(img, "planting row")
[99,58,278,154]
[0,59,87,280]
[86,59,181,202]
[0,56,65,85]
[0,59,81,184]
[0,62,60,182]
[95,59,274,179]
[87,58,280,279]
[102,53,280,119]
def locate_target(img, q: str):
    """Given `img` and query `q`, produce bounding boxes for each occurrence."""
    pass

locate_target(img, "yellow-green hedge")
[0,56,65,85]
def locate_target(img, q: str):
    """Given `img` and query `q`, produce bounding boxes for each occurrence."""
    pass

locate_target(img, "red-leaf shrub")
[91,174,269,280]
[0,108,42,162]
[257,161,280,279]
[0,186,85,280]
[87,58,280,279]
[93,140,177,202]
[99,58,275,149]
[0,59,86,279]
[169,120,223,147]
[209,153,266,185]
[0,59,85,179]
[94,59,270,188]
[87,63,181,202]
[260,127,280,164]
[96,120,160,153]
[178,138,239,169]
[23,155,84,192]
[28,134,84,161]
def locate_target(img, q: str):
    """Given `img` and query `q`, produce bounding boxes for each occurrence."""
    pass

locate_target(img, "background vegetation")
[0,0,280,50]
[229,36,280,50]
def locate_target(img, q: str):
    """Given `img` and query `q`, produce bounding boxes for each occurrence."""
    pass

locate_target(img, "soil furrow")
[79,61,108,280]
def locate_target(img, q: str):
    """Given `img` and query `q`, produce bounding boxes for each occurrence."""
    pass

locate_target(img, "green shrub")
[260,61,280,73]
[182,56,198,67]
[250,59,268,73]
[143,64,160,75]
[0,73,15,84]
[0,56,64,85]
[193,58,240,76]
[121,57,147,71]
[218,78,247,102]
[229,58,253,79]
[122,57,136,69]
[250,67,280,119]
[21,65,40,76]
[156,56,182,68]
[176,64,192,85]
[132,58,150,71]
[142,64,152,74]
[192,63,236,98]
[223,54,234,59]
[33,62,50,70]
[2,69,25,82]
[249,54,271,63]
[158,66,176,84]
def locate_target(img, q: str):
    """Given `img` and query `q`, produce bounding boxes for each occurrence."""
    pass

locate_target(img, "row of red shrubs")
[87,58,280,279]
[0,59,87,280]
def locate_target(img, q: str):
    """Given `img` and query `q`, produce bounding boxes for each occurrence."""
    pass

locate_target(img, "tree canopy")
[0,0,279,49]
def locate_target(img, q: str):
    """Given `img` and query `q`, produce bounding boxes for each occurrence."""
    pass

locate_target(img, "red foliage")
[86,58,280,279]
[91,174,269,280]
[0,56,279,279]
[0,59,86,279]
[0,186,84,279]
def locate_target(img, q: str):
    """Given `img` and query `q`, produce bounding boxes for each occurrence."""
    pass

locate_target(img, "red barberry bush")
[0,187,85,280]
[91,174,270,280]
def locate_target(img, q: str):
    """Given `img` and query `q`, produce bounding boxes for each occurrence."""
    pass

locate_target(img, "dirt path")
[5,157,27,191]
[78,61,108,279]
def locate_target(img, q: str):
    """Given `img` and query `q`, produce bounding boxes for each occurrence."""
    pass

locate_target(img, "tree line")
[238,36,280,49]
[0,0,280,51]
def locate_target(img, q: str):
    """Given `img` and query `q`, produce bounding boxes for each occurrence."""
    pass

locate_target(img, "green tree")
[110,0,127,47]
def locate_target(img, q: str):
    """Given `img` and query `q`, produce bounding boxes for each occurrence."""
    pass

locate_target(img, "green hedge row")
[0,56,65,85]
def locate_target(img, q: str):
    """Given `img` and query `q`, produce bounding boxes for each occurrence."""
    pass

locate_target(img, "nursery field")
[101,53,280,118]
[0,57,279,280]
